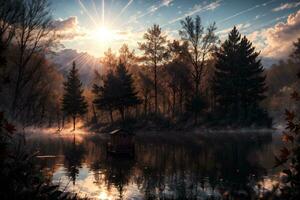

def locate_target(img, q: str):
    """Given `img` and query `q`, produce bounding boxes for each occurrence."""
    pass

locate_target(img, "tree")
[93,70,117,123]
[93,62,141,121]
[139,24,168,114]
[179,15,218,95]
[62,62,88,130]
[102,48,118,72]
[273,40,300,199]
[119,44,135,66]
[115,62,141,120]
[166,40,192,117]
[0,0,22,90]
[11,0,57,114]
[213,26,270,126]
[291,38,300,63]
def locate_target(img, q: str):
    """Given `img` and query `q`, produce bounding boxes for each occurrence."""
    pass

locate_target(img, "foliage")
[93,62,141,121]
[213,26,271,126]
[139,24,169,113]
[179,15,218,95]
[273,39,300,200]
[62,62,88,130]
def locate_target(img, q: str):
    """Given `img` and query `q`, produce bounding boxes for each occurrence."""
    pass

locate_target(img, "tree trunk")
[92,103,98,123]
[119,108,125,121]
[172,89,176,118]
[109,110,114,123]
[144,95,148,116]
[73,116,76,131]
[154,64,158,114]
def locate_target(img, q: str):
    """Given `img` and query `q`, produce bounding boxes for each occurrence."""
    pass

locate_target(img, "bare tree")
[11,0,57,113]
[179,15,218,95]
[139,24,168,113]
[0,0,22,89]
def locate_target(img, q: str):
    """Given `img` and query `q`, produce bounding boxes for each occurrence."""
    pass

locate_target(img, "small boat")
[106,129,135,157]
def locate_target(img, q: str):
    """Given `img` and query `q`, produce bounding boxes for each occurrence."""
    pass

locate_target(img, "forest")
[0,0,300,199]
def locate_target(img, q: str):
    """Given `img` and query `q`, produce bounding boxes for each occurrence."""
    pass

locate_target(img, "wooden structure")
[107,129,135,156]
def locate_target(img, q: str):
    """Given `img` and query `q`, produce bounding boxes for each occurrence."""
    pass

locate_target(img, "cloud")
[163,0,222,27]
[51,16,87,41]
[272,2,300,12]
[248,10,300,60]
[218,0,275,24]
[51,16,79,31]
[124,0,174,25]
[217,23,251,40]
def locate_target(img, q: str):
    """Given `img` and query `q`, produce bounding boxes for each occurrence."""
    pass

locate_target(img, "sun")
[94,26,115,42]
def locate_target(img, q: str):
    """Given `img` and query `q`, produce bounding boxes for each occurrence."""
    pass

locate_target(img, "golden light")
[98,191,112,200]
[94,26,115,42]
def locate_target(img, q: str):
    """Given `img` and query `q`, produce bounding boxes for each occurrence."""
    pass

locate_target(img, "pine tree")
[139,24,168,114]
[213,26,270,126]
[93,70,119,123]
[62,62,88,130]
[115,62,141,120]
[93,62,141,122]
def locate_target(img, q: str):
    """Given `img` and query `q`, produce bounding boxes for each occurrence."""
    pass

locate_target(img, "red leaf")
[4,123,16,134]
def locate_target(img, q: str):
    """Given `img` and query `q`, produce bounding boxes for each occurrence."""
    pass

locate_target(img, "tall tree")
[213,26,269,126]
[115,62,141,120]
[11,0,57,113]
[139,24,168,114]
[166,40,192,116]
[93,62,141,121]
[0,0,22,90]
[179,15,218,95]
[62,62,88,130]
[93,70,117,123]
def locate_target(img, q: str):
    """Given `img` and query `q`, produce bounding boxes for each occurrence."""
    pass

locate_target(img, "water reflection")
[26,132,277,199]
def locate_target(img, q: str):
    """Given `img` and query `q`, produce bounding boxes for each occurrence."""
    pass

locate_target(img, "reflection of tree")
[103,157,134,200]
[64,137,86,185]
[133,133,272,199]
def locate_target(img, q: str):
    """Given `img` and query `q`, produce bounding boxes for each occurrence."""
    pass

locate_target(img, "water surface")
[26,130,282,200]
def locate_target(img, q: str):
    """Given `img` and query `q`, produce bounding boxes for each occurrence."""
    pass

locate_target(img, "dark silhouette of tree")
[137,72,154,116]
[93,62,141,121]
[179,15,218,95]
[115,62,141,120]
[139,24,168,114]
[213,26,270,126]
[11,0,57,114]
[93,70,117,123]
[0,0,22,90]
[62,62,88,130]
[291,38,300,63]
[166,40,192,117]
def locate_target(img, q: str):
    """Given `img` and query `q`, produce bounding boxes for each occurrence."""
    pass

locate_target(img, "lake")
[25,130,283,200]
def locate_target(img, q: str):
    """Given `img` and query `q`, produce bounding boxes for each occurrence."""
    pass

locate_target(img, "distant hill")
[48,49,101,85]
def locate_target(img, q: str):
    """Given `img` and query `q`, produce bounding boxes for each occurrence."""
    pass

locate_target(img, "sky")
[49,0,300,65]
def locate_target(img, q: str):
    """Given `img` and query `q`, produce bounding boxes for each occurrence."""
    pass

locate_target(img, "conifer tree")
[93,62,141,121]
[62,62,88,130]
[213,26,270,126]
[93,70,118,123]
[115,62,141,120]
[139,24,168,114]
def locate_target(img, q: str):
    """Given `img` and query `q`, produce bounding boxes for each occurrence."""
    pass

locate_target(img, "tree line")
[62,19,271,129]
